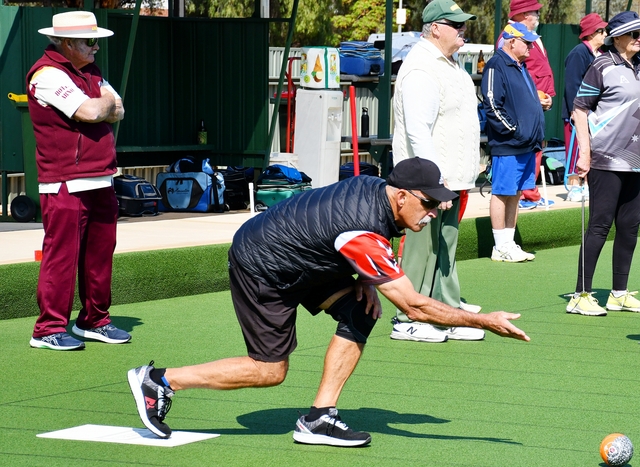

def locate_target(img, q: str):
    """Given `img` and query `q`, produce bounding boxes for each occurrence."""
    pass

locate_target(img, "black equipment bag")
[113,174,162,216]
[220,167,251,210]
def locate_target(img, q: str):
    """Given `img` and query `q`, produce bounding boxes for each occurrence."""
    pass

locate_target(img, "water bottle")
[361,107,369,138]
[197,120,207,145]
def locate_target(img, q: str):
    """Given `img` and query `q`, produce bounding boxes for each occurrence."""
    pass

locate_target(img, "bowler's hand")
[483,312,530,341]
[355,282,382,319]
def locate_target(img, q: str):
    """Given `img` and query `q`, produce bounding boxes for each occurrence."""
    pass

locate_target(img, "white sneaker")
[566,186,583,203]
[441,327,485,341]
[491,242,535,262]
[390,317,448,343]
[460,302,482,313]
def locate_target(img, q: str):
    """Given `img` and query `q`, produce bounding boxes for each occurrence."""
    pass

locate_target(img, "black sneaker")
[127,361,174,438]
[293,408,371,447]
[72,324,131,344]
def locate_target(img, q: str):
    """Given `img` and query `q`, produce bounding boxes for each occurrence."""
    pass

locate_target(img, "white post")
[249,182,256,216]
[540,165,549,210]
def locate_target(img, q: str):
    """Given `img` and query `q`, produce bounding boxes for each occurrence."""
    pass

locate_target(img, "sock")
[492,229,511,250]
[306,406,334,422]
[612,290,627,298]
[504,228,515,244]
[149,368,170,388]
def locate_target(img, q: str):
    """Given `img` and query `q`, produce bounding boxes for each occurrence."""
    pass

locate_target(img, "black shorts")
[228,250,375,362]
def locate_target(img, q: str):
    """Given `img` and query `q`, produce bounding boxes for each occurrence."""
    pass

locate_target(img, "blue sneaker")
[518,200,537,210]
[535,197,555,207]
[30,332,85,350]
[72,323,131,344]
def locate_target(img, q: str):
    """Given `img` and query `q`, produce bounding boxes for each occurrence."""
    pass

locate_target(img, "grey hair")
[422,22,433,37]
[46,36,64,47]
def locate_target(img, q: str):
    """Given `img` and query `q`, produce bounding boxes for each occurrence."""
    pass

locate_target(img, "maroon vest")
[26,45,117,183]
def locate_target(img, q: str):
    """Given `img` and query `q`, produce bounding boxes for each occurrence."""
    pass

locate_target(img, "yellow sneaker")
[606,291,640,312]
[566,293,607,316]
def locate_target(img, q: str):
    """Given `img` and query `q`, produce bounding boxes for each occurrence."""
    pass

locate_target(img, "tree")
[331,0,388,42]
[270,0,336,46]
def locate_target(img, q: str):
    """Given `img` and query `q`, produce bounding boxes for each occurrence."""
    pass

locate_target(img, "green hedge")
[456,206,614,261]
[0,244,231,321]
[1,207,610,321]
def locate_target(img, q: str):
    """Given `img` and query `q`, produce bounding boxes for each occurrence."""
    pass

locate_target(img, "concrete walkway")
[0,184,576,265]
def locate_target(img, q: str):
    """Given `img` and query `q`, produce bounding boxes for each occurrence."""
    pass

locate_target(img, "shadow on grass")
[103,316,144,333]
[182,407,521,445]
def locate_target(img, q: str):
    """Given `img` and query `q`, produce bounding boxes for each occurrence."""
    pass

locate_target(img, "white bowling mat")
[38,424,220,447]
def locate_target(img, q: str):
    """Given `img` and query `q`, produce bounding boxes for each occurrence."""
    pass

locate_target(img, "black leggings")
[576,169,640,292]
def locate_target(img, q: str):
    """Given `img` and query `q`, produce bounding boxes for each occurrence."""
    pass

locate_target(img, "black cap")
[387,158,458,202]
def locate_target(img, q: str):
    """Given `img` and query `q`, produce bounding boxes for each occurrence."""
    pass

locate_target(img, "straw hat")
[38,11,113,39]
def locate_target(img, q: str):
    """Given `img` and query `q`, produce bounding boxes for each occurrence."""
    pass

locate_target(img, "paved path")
[0,184,575,265]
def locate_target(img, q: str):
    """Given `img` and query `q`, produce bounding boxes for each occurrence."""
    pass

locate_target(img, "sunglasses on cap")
[407,190,440,210]
[626,31,640,39]
[434,20,465,31]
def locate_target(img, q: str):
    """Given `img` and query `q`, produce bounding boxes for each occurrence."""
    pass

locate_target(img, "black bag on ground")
[538,155,565,185]
[339,162,380,180]
[220,167,251,210]
[113,174,162,216]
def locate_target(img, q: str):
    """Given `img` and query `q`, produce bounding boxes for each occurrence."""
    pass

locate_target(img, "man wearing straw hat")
[27,11,129,351]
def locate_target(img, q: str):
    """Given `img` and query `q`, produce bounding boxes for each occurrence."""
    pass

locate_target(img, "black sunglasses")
[434,20,465,31]
[626,31,640,39]
[407,190,440,210]
[85,38,98,47]
[516,37,534,47]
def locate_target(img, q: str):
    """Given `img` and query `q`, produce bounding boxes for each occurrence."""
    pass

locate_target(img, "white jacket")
[392,38,479,191]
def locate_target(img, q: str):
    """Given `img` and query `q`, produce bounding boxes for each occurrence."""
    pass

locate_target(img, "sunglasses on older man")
[626,31,640,39]
[407,190,440,210]
[434,20,465,31]
[84,38,98,47]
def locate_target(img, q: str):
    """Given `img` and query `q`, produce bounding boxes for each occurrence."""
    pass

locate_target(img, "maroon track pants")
[32,183,118,337]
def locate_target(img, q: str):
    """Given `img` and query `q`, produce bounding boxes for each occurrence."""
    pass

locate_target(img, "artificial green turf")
[2,242,640,466]
[1,206,607,321]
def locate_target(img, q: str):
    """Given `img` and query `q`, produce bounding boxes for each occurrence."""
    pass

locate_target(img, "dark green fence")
[538,22,581,141]
[0,6,271,173]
